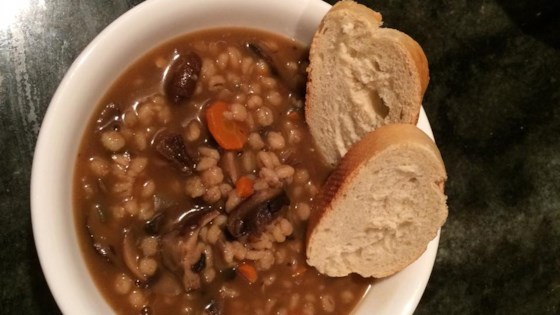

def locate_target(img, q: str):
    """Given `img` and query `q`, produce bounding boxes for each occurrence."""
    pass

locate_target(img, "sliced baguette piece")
[306,0,429,167]
[306,124,447,278]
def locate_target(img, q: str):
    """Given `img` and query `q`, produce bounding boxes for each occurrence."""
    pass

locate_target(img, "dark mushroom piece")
[153,132,194,173]
[191,253,206,273]
[172,205,217,235]
[158,207,213,272]
[144,194,181,235]
[122,227,149,282]
[165,51,202,104]
[86,204,118,264]
[144,212,165,236]
[227,188,289,238]
[146,195,213,237]
[160,209,219,292]
[245,42,308,96]
[245,42,279,76]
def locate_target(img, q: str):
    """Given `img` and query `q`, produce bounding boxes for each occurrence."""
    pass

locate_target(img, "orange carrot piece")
[237,262,258,284]
[235,176,254,198]
[206,101,248,150]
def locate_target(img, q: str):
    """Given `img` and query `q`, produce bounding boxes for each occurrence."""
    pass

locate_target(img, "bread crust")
[329,0,382,23]
[308,124,446,235]
[392,30,430,98]
[306,124,447,278]
[305,0,383,121]
[305,0,430,166]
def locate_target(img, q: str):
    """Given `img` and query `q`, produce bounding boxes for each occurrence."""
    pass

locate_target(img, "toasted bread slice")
[306,124,447,278]
[306,0,429,167]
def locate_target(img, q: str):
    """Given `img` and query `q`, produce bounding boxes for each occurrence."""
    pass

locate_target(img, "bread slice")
[306,0,429,167]
[306,124,447,278]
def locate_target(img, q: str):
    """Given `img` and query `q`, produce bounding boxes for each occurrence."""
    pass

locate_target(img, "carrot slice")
[206,101,248,150]
[237,262,258,284]
[235,176,254,198]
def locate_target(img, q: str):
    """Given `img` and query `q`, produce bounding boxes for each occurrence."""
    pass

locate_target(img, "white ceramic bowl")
[31,0,439,314]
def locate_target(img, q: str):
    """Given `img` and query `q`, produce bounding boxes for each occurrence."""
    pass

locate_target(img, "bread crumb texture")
[306,0,428,167]
[307,125,447,278]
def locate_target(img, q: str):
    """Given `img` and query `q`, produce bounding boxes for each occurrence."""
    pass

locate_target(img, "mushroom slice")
[165,51,202,104]
[227,188,289,238]
[245,42,307,95]
[86,204,117,264]
[246,42,279,76]
[154,132,194,173]
[122,227,148,281]
[160,210,220,292]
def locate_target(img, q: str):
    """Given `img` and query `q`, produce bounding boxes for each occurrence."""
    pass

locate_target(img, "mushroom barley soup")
[74,28,371,315]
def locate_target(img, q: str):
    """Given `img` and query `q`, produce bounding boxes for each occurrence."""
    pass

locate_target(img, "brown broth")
[74,28,371,315]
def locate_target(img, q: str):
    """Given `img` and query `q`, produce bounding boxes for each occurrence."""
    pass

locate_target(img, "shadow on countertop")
[497,0,560,49]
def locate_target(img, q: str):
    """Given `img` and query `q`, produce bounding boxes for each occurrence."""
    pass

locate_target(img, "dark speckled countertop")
[1,0,559,314]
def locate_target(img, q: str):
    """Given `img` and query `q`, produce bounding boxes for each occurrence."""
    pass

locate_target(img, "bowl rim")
[31,0,439,314]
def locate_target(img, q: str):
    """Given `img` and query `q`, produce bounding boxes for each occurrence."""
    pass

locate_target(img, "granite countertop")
[1,0,559,314]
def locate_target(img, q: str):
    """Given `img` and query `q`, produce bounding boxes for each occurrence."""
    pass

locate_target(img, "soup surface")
[74,28,371,315]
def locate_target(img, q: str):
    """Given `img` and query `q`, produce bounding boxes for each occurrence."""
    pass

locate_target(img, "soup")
[74,28,371,315]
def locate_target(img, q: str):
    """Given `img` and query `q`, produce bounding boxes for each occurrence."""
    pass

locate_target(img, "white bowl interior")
[31,0,438,314]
